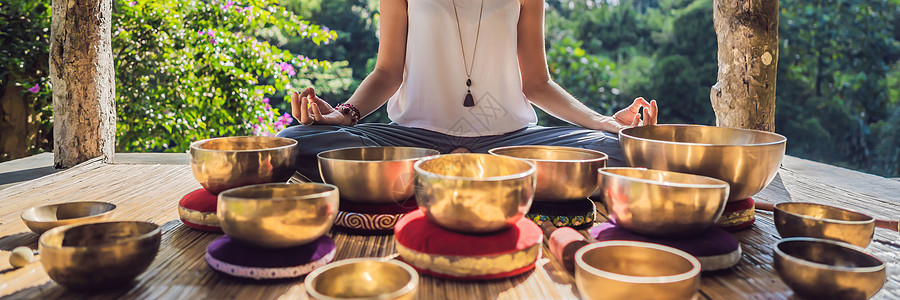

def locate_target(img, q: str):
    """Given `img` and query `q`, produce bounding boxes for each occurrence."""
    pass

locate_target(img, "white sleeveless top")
[386,0,538,137]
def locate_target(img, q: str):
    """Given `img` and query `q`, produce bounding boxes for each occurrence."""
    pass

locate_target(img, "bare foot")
[449,147,471,154]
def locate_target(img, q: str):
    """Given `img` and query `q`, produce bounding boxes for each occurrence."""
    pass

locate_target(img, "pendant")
[463,79,474,107]
[464,91,475,107]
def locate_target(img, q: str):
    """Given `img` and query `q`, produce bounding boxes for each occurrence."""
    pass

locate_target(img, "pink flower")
[210,38,218,45]
[27,84,40,93]
[198,29,206,35]
[207,30,215,38]
[262,98,269,104]
[128,1,137,6]
[278,62,296,76]
[243,6,253,14]
[258,117,264,123]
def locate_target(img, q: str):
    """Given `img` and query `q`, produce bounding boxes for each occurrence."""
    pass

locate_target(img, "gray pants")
[276,123,625,182]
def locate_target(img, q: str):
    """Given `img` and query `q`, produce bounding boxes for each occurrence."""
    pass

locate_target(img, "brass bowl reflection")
[39,221,161,290]
[774,202,875,248]
[190,136,297,194]
[620,125,786,202]
[218,183,338,248]
[575,241,701,300]
[489,146,607,201]
[319,147,439,204]
[21,201,116,234]
[414,154,536,233]
[305,258,418,300]
[775,237,886,299]
[598,168,730,236]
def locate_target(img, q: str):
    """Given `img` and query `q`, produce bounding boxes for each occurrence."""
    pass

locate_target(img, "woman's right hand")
[290,87,353,126]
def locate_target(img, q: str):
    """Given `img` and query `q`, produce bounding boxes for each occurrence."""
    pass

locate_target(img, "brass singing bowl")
[217,183,339,248]
[20,201,117,234]
[190,136,297,194]
[39,221,161,290]
[774,237,886,299]
[575,241,701,300]
[319,147,439,204]
[305,258,418,300]
[414,154,536,233]
[598,168,730,236]
[620,125,786,202]
[774,202,875,248]
[489,146,607,201]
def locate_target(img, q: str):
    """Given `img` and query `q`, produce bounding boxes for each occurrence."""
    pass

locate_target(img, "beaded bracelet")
[335,103,361,126]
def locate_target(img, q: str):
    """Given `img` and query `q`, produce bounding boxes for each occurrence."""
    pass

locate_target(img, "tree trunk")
[50,0,116,168]
[710,0,779,132]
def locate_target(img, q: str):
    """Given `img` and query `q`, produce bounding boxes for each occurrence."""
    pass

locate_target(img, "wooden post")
[710,0,779,132]
[50,0,116,167]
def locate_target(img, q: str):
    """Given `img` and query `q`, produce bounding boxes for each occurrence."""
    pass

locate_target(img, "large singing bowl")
[190,136,297,194]
[489,145,608,201]
[319,147,439,204]
[218,183,339,248]
[620,125,786,202]
[414,154,536,234]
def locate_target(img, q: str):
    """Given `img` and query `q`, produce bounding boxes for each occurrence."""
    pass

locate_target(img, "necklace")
[451,0,484,107]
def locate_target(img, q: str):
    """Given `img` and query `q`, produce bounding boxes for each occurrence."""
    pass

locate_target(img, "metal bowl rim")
[20,201,117,223]
[774,202,875,225]
[304,258,419,300]
[488,145,609,163]
[619,124,787,147]
[774,237,885,273]
[575,240,701,284]
[414,153,536,182]
[598,167,731,189]
[189,136,297,153]
[218,183,339,202]
[38,220,161,251]
[317,146,440,163]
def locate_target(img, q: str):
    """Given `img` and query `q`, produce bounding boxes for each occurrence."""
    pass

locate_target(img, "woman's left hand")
[606,97,658,131]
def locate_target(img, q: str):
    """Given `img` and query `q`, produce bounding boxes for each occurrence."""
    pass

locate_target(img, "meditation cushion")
[394,209,542,280]
[526,199,596,229]
[178,188,221,232]
[333,197,419,235]
[205,235,335,280]
[716,197,756,231]
[590,222,742,271]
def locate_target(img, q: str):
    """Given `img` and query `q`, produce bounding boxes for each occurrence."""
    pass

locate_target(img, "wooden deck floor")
[0,155,898,299]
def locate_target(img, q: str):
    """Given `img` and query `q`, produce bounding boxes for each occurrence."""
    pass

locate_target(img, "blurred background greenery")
[2,0,899,177]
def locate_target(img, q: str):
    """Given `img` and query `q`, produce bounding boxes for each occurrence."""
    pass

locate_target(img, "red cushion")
[394,209,541,280]
[716,197,755,231]
[178,188,221,232]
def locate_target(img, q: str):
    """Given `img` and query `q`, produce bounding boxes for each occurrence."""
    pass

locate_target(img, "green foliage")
[776,0,900,173]
[0,0,53,154]
[114,0,340,151]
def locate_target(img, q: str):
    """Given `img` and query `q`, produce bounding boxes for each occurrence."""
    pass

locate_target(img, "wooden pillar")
[710,0,779,132]
[50,0,116,168]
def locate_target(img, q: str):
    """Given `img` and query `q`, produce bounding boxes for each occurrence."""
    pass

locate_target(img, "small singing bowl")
[774,237,886,299]
[774,202,875,248]
[190,136,297,194]
[488,145,607,201]
[414,153,536,233]
[575,241,701,300]
[620,124,786,202]
[319,147,439,204]
[305,258,418,300]
[39,221,161,290]
[598,168,730,236]
[218,183,338,248]
[21,201,117,234]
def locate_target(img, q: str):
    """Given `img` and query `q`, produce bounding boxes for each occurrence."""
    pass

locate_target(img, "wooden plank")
[1,158,898,299]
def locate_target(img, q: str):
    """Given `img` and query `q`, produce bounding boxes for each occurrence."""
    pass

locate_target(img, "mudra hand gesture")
[290,87,355,126]
[603,97,658,132]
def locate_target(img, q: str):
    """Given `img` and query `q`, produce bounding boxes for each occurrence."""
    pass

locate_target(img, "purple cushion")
[206,235,336,279]
[590,222,741,271]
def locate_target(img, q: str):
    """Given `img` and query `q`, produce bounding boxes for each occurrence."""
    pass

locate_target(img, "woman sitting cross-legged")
[277,0,659,182]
